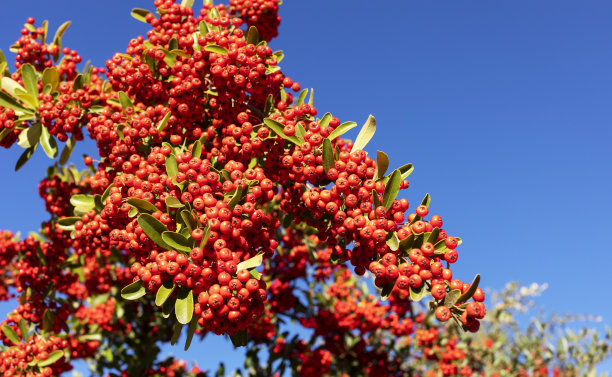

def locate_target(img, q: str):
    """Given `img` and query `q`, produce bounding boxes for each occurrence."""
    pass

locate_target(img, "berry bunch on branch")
[0,0,495,375]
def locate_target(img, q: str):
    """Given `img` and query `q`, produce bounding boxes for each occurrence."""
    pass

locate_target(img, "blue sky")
[1,0,611,374]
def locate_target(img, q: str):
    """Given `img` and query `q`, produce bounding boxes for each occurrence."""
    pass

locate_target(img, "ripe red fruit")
[435,306,451,322]
[472,288,485,302]
[445,236,459,249]
[416,205,429,217]
[431,284,446,300]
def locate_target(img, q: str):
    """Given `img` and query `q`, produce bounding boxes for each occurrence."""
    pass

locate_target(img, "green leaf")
[204,44,228,55]
[372,189,381,209]
[121,280,146,300]
[0,91,32,114]
[165,196,184,209]
[1,324,20,344]
[20,64,38,100]
[398,163,414,180]
[39,126,58,158]
[374,151,389,180]
[131,8,153,23]
[52,21,71,47]
[263,118,302,145]
[15,144,37,171]
[42,309,54,332]
[38,350,64,367]
[351,115,376,153]
[180,210,197,232]
[162,231,193,253]
[59,135,76,165]
[230,329,248,347]
[296,89,308,106]
[426,228,440,244]
[237,253,263,271]
[168,38,179,51]
[263,94,274,116]
[171,322,183,345]
[155,281,175,306]
[246,26,259,45]
[155,112,171,133]
[184,317,198,351]
[308,88,314,106]
[57,217,80,231]
[385,232,399,251]
[72,74,83,90]
[175,288,194,324]
[200,222,211,249]
[319,112,332,128]
[399,233,416,252]
[127,197,158,213]
[328,121,357,141]
[456,274,480,304]
[227,184,244,210]
[192,139,202,158]
[199,21,209,35]
[162,297,176,319]
[421,193,431,208]
[165,154,178,177]
[181,0,194,9]
[382,169,401,210]
[70,194,94,208]
[18,319,28,342]
[444,289,462,307]
[17,122,42,148]
[137,213,172,250]
[1,77,27,99]
[118,91,133,112]
[294,124,305,141]
[410,285,426,302]
[101,183,114,204]
[322,138,335,174]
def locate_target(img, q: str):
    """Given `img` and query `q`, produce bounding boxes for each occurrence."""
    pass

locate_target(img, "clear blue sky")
[1,0,611,374]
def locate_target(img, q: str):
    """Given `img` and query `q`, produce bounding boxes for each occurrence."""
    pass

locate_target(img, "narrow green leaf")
[263,118,302,145]
[308,88,314,106]
[236,253,263,271]
[456,274,480,304]
[1,77,27,99]
[372,189,381,209]
[181,0,194,9]
[204,44,228,55]
[426,228,440,244]
[72,74,83,90]
[227,185,244,210]
[40,126,58,158]
[162,231,192,253]
[165,196,184,209]
[296,88,307,106]
[155,281,175,306]
[171,321,183,345]
[399,233,416,252]
[200,222,211,249]
[351,115,376,153]
[294,124,305,141]
[246,26,259,45]
[230,329,248,347]
[322,138,335,174]
[57,217,80,230]
[398,163,414,180]
[0,91,32,114]
[263,94,274,116]
[118,91,133,111]
[42,309,54,332]
[421,193,431,208]
[175,288,194,324]
[52,21,71,47]
[192,140,202,158]
[1,325,20,344]
[137,213,172,250]
[121,280,146,300]
[18,319,28,342]
[131,8,152,23]
[180,210,197,232]
[127,197,158,213]
[374,151,389,180]
[20,64,38,100]
[59,135,76,165]
[319,113,332,128]
[17,122,42,148]
[380,283,394,301]
[184,316,198,351]
[199,21,209,35]
[328,121,357,141]
[165,154,178,177]
[15,144,37,171]
[382,169,401,210]
[38,350,63,367]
